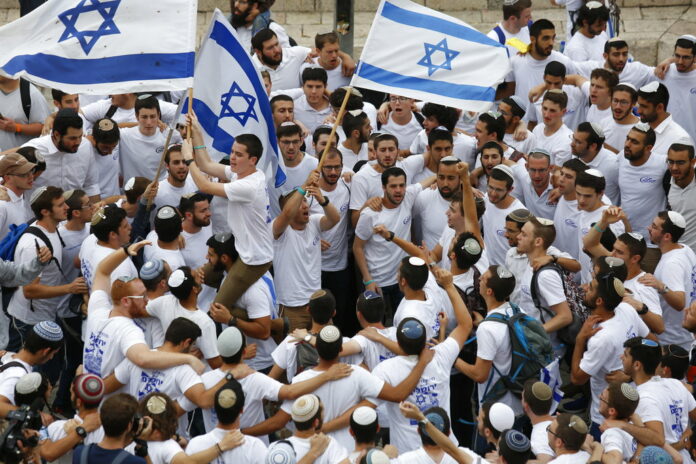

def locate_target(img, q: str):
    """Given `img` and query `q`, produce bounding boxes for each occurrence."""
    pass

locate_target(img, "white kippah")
[352,406,377,425]
[590,122,605,138]
[124,177,136,191]
[585,168,604,178]
[168,269,186,288]
[536,217,554,226]
[618,82,636,91]
[492,164,514,180]
[218,327,244,357]
[408,257,426,267]
[640,81,660,93]
[319,325,340,343]
[673,137,695,148]
[15,372,42,395]
[667,211,686,229]
[489,403,515,432]
[291,394,320,422]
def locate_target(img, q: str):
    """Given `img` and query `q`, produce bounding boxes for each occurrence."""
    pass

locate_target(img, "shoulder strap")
[19,78,31,121]
[0,360,29,374]
[105,105,118,119]
[111,450,132,464]
[24,226,65,277]
[493,25,506,45]
[531,264,565,322]
[79,444,92,464]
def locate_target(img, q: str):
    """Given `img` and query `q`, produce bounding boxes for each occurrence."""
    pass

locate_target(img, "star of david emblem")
[219,82,259,126]
[58,0,121,55]
[417,38,459,77]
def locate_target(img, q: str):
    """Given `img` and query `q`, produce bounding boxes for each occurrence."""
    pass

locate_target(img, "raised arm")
[92,241,150,294]
[457,162,484,244]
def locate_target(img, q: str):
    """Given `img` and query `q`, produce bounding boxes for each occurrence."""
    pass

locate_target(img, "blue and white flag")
[351,0,510,112]
[183,9,285,188]
[0,0,196,94]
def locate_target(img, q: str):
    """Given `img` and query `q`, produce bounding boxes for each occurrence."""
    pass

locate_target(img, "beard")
[231,10,250,28]
[262,53,282,67]
[193,215,211,228]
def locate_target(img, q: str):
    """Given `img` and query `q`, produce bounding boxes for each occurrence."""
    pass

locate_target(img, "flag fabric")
[351,0,510,112]
[0,0,196,94]
[541,358,564,414]
[183,9,285,188]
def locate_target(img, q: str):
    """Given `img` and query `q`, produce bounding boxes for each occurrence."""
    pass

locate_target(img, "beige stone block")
[197,0,225,12]
[283,24,304,40]
[532,8,568,21]
[302,24,335,39]
[0,9,8,24]
[658,33,681,63]
[640,6,689,20]
[682,6,696,22]
[426,0,480,10]
[622,19,677,34]
[616,7,642,20]
[667,19,696,37]
[286,11,322,24]
[5,8,18,22]
[273,12,286,23]
[354,0,382,12]
[283,0,318,12]
[630,39,658,65]
[0,0,15,8]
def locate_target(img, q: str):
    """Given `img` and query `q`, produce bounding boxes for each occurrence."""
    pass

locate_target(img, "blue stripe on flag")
[381,1,504,49]
[1,52,194,84]
[193,98,236,155]
[357,62,495,103]
[208,20,285,188]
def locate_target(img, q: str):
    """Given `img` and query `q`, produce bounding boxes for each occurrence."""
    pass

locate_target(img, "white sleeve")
[224,177,256,203]
[476,323,499,361]
[271,340,289,369]
[119,323,147,357]
[349,175,369,210]
[537,269,567,307]
[178,366,204,395]
[662,257,690,293]
[354,210,375,241]
[196,319,220,359]
[355,366,386,400]
[113,358,132,384]
[600,428,625,453]
[28,86,50,124]
[436,337,461,371]
[579,334,613,376]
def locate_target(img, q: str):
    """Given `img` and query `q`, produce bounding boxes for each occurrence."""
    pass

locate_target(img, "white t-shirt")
[56,224,90,318]
[413,187,450,249]
[349,157,425,211]
[351,327,397,371]
[236,272,279,371]
[372,338,461,453]
[475,303,523,414]
[381,113,423,150]
[486,23,531,58]
[669,176,696,253]
[0,189,30,241]
[307,180,351,272]
[531,123,573,166]
[580,148,620,206]
[563,30,608,62]
[527,86,584,130]
[80,239,138,292]
[23,135,100,197]
[514,264,567,324]
[599,116,635,152]
[83,314,146,378]
[293,95,332,138]
[636,376,696,464]
[306,56,350,91]
[44,414,104,464]
[187,428,267,464]
[269,154,318,218]
[113,350,201,401]
[601,427,637,463]
[287,435,347,464]
[481,195,525,266]
[92,144,121,198]
[146,294,219,360]
[506,51,577,105]
[531,419,555,459]
[652,114,691,158]
[354,184,423,287]
[143,231,187,271]
[393,272,452,341]
[337,143,368,172]
[273,214,323,306]
[553,197,580,259]
[153,176,198,210]
[223,168,273,265]
[662,64,696,140]
[655,246,696,350]
[281,365,384,451]
[510,164,557,220]
[548,451,591,464]
[117,126,182,182]
[180,226,213,269]
[577,205,625,284]
[580,303,649,425]
[252,46,311,91]
[7,224,65,324]
[81,99,178,129]
[617,152,667,246]
[624,272,662,316]
[0,353,31,405]
[0,82,50,150]
[392,447,471,464]
[146,440,184,464]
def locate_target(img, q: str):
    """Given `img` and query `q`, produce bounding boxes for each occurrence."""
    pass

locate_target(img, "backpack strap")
[105,105,118,119]
[19,78,31,121]
[79,444,92,464]
[0,360,29,374]
[662,168,672,200]
[492,25,506,45]
[531,263,565,323]
[24,226,65,277]
[111,450,133,464]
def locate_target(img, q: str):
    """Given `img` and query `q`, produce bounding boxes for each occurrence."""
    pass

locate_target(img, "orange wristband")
[15,124,22,134]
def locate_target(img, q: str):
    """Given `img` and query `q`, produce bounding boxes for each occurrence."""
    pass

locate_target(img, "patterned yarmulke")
[399,319,425,340]
[365,449,391,464]
[667,211,686,229]
[620,383,639,401]
[139,260,164,280]
[640,446,672,464]
[319,325,340,343]
[266,441,296,464]
[291,394,320,422]
[33,321,63,341]
[352,406,377,425]
[15,372,42,395]
[73,374,104,405]
[502,429,531,453]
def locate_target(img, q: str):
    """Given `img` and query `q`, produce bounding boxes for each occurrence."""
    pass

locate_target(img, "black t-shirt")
[72,444,145,464]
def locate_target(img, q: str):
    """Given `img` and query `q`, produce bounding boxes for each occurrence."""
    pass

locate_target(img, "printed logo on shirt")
[340,202,349,213]
[409,375,441,424]
[83,332,107,377]
[496,229,505,237]
[625,325,638,339]
[312,235,320,246]
[402,215,412,225]
[639,176,657,183]
[520,284,531,296]
[690,264,696,302]
[138,370,165,399]
[156,146,165,154]
[690,88,696,95]
[669,400,685,437]
[564,218,578,228]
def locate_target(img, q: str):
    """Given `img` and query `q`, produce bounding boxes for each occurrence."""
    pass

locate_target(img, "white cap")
[536,217,554,226]
[364,449,391,464]
[352,406,378,425]
[585,168,604,178]
[617,82,636,91]
[124,177,136,191]
[489,403,515,432]
[408,257,426,267]
[218,327,244,357]
[508,95,527,112]
[15,372,42,395]
[640,81,660,93]
[492,164,514,180]
[673,137,694,148]
[168,269,187,288]
[319,325,341,343]
[678,34,696,43]
[589,122,605,138]
[667,211,686,229]
[291,394,321,422]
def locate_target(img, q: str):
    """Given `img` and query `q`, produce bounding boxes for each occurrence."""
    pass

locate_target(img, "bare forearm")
[236,318,270,339]
[23,282,71,299]
[242,410,291,436]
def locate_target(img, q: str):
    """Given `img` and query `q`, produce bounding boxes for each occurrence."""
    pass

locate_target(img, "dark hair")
[329,88,363,111]
[487,265,516,302]
[214,379,246,425]
[164,317,202,346]
[479,112,505,141]
[542,90,568,110]
[309,290,336,325]
[270,94,293,111]
[623,337,661,375]
[503,0,531,20]
[301,67,328,85]
[629,125,656,147]
[342,111,369,139]
[53,109,83,136]
[501,97,526,119]
[91,205,127,242]
[65,189,87,220]
[235,133,263,164]
[528,216,556,249]
[590,68,619,90]
[51,89,69,103]
[658,211,685,242]
[139,392,178,439]
[124,177,150,204]
[604,39,628,53]
[398,256,429,290]
[613,83,638,103]
[100,393,139,437]
[179,193,209,216]
[522,379,553,416]
[675,37,696,54]
[554,413,587,451]
[134,95,161,118]
[315,31,339,49]
[312,125,339,146]
[374,133,399,152]
[595,256,628,282]
[251,28,277,51]
[453,232,483,271]
[381,166,407,186]
[576,122,606,152]
[605,382,639,420]
[489,166,513,189]
[529,19,555,38]
[506,209,531,231]
[617,232,647,261]
[417,407,450,447]
[356,292,385,324]
[277,123,302,139]
[164,144,183,165]
[207,234,239,262]
[562,158,589,175]
[481,402,502,439]
[575,170,606,193]
[92,118,120,145]
[576,2,609,30]
[316,327,343,361]
[481,140,504,158]
[422,103,458,132]
[544,60,567,78]
[154,206,182,243]
[427,127,453,147]
[637,83,670,109]
[23,327,63,354]
[396,317,426,355]
[660,344,689,380]
[669,142,695,160]
[31,186,64,221]
[350,410,378,444]
[169,266,197,301]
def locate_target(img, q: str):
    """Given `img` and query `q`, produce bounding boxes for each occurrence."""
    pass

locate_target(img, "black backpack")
[295,339,319,375]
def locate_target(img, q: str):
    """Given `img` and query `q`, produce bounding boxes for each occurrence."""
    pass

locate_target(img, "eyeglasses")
[116,275,137,283]
[546,425,561,439]
[125,295,146,300]
[389,96,410,103]
[322,165,342,171]
[611,98,631,106]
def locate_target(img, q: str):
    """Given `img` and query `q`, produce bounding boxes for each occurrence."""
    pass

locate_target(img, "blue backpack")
[0,222,30,261]
[481,303,555,402]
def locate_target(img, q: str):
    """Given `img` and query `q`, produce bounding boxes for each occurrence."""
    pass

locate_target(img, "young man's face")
[558,167,577,195]
[674,45,695,73]
[589,76,610,106]
[137,108,159,136]
[504,220,522,247]
[303,80,326,105]
[531,28,555,57]
[56,94,80,110]
[541,100,565,126]
[272,101,293,126]
[318,41,341,69]
[487,177,510,204]
[516,221,536,254]
[481,148,502,176]
[575,185,601,211]
[383,174,406,206]
[605,46,629,72]
[667,148,695,184]
[428,140,453,162]
[610,90,634,121]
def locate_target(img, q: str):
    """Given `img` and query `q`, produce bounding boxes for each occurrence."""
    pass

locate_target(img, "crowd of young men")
[0,0,696,463]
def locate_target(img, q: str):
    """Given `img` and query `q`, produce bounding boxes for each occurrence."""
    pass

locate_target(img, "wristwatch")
[637,304,649,315]
[303,334,312,343]
[659,285,670,295]
[184,159,194,166]
[228,315,238,327]
[75,426,87,439]
[418,417,430,428]
[319,196,330,207]
[225,372,234,382]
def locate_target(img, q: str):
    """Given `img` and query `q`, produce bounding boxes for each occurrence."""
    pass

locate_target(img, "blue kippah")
[139,259,164,280]
[400,319,425,340]
[640,446,673,464]
[33,321,63,342]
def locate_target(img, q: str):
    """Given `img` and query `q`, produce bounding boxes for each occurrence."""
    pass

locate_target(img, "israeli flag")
[541,357,564,414]
[352,0,510,112]
[183,9,285,188]
[0,0,196,94]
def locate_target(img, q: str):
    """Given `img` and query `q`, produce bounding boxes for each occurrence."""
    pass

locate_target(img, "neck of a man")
[315,358,337,371]
[580,27,593,39]
[216,421,239,431]
[157,342,180,354]
[342,138,362,155]
[382,196,399,210]
[14,350,37,366]
[659,241,681,254]
[289,218,307,231]
[501,18,521,34]
[626,263,642,280]
[158,239,179,251]
[310,322,327,334]
[403,287,426,301]
[590,305,614,323]
[530,413,554,426]
[0,79,20,93]
[78,408,98,421]
[295,428,318,439]
[649,112,669,130]
[167,175,185,189]
[308,97,329,112]
[544,119,563,134]
[494,195,515,210]
[632,370,653,386]
[36,217,57,233]
[65,218,86,232]
[484,299,507,314]
[616,113,639,125]
[182,220,201,235]
[5,182,23,198]
[179,295,198,311]
[99,434,130,450]
[579,148,600,164]
[562,189,576,201]
[629,151,651,168]
[423,445,445,460]
[283,152,303,169]
[391,110,412,125]
[526,247,547,262]
[318,176,337,192]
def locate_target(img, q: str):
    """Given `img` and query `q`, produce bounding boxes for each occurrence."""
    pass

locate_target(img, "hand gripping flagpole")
[146,88,191,211]
[317,86,355,170]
